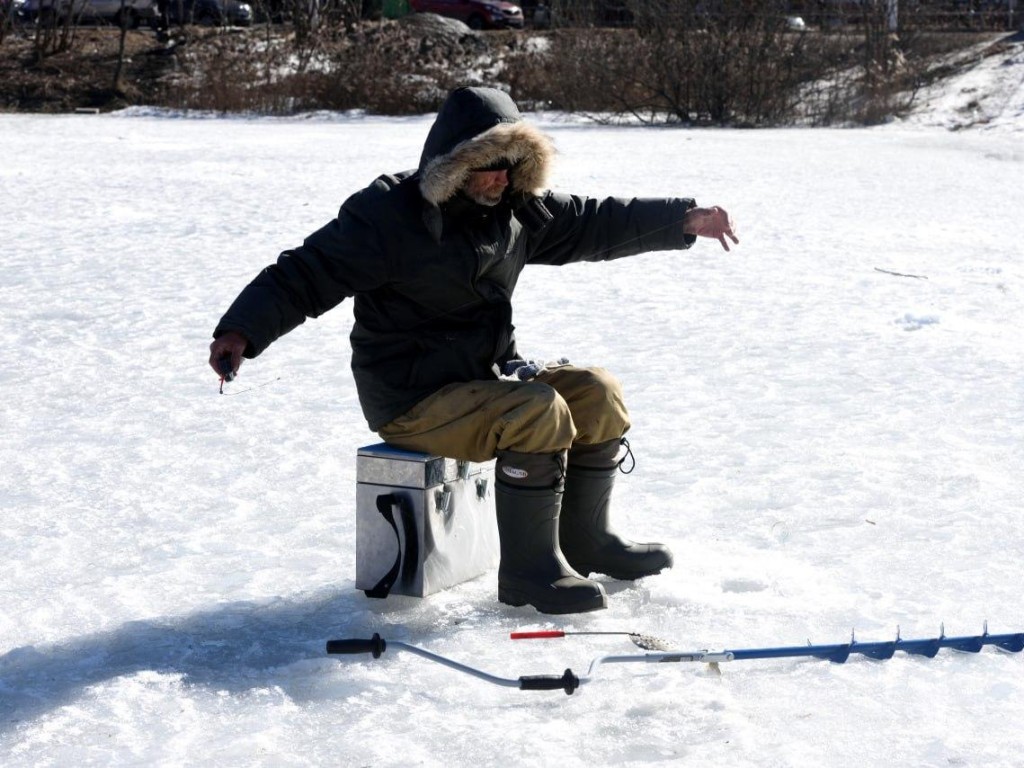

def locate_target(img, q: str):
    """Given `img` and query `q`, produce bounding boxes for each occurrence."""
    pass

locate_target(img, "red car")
[409,0,524,30]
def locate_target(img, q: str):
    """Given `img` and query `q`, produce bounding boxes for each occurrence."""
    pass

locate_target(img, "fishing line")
[219,376,283,396]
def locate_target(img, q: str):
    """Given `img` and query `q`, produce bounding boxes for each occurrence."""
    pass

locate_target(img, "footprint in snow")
[721,578,768,593]
[895,313,940,331]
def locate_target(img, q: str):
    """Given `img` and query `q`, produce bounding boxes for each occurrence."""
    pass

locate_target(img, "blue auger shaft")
[578,629,1024,681]
[711,631,1024,664]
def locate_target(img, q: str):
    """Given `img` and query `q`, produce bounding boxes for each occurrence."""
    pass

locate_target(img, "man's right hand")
[683,206,739,251]
[209,331,249,378]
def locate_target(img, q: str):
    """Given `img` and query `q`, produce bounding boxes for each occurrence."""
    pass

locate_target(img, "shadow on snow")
[0,582,509,730]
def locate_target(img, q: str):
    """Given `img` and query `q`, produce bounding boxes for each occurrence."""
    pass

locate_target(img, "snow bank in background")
[898,34,1024,132]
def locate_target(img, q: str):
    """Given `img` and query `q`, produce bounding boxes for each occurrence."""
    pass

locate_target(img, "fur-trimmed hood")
[418,87,555,206]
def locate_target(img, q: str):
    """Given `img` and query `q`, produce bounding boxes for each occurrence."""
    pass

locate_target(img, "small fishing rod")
[326,624,1024,696]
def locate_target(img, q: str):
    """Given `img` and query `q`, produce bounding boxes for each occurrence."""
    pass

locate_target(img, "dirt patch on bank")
[0,27,176,112]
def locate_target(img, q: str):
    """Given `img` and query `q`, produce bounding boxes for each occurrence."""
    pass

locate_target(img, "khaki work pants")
[377,365,630,463]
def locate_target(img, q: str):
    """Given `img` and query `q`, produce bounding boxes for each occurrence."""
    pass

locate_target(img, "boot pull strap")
[617,438,636,475]
[555,451,567,486]
[364,494,419,599]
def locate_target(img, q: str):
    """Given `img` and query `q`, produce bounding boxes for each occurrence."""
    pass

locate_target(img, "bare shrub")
[302,16,492,114]
[1,3,12,47]
[505,29,650,115]
[161,30,259,111]
[161,15,499,115]
[507,0,810,125]
[507,0,1000,127]
[33,5,80,59]
[796,4,978,126]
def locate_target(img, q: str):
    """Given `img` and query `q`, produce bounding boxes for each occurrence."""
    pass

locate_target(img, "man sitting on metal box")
[208,86,738,615]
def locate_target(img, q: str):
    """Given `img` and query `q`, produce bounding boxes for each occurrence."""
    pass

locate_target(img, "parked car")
[19,0,158,26]
[161,0,251,26]
[408,0,524,30]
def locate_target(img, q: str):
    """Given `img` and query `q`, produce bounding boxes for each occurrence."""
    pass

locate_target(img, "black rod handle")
[326,633,387,658]
[216,355,236,382]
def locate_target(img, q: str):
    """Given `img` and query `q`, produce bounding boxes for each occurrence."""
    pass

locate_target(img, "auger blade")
[895,637,942,658]
[940,634,985,653]
[987,633,1024,653]
[851,640,897,660]
[894,628,1024,657]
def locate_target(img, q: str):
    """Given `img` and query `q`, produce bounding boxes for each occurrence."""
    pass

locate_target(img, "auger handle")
[326,634,579,693]
[326,633,387,658]
[518,669,580,695]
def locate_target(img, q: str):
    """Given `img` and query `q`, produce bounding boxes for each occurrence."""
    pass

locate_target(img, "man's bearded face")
[463,169,510,207]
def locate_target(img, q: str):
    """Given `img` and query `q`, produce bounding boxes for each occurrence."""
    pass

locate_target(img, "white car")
[21,0,158,27]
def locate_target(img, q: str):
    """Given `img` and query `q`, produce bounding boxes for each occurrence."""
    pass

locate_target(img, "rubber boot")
[559,440,674,580]
[495,451,607,615]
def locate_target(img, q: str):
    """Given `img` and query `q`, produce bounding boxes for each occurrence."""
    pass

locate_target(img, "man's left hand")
[683,206,739,251]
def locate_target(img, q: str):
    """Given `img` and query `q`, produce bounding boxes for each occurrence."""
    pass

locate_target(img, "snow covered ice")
[2,53,1024,765]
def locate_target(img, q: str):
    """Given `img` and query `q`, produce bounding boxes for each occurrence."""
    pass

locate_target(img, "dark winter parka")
[214,87,697,431]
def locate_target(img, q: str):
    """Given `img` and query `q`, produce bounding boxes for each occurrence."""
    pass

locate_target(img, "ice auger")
[326,623,1024,696]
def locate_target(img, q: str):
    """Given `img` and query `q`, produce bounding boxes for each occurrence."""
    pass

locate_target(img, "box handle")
[364,493,418,599]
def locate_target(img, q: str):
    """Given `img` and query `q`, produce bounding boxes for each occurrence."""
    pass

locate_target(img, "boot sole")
[573,563,671,581]
[498,586,607,615]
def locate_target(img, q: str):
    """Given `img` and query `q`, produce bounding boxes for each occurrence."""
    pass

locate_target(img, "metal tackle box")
[355,443,499,598]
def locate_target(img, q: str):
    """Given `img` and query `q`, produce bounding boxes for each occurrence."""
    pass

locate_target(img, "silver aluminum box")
[355,443,498,598]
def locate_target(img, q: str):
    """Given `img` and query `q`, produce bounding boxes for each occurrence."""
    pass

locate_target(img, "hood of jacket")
[418,87,555,207]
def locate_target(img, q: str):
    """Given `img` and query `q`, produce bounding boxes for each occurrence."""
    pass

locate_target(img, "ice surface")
[2,51,1023,766]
